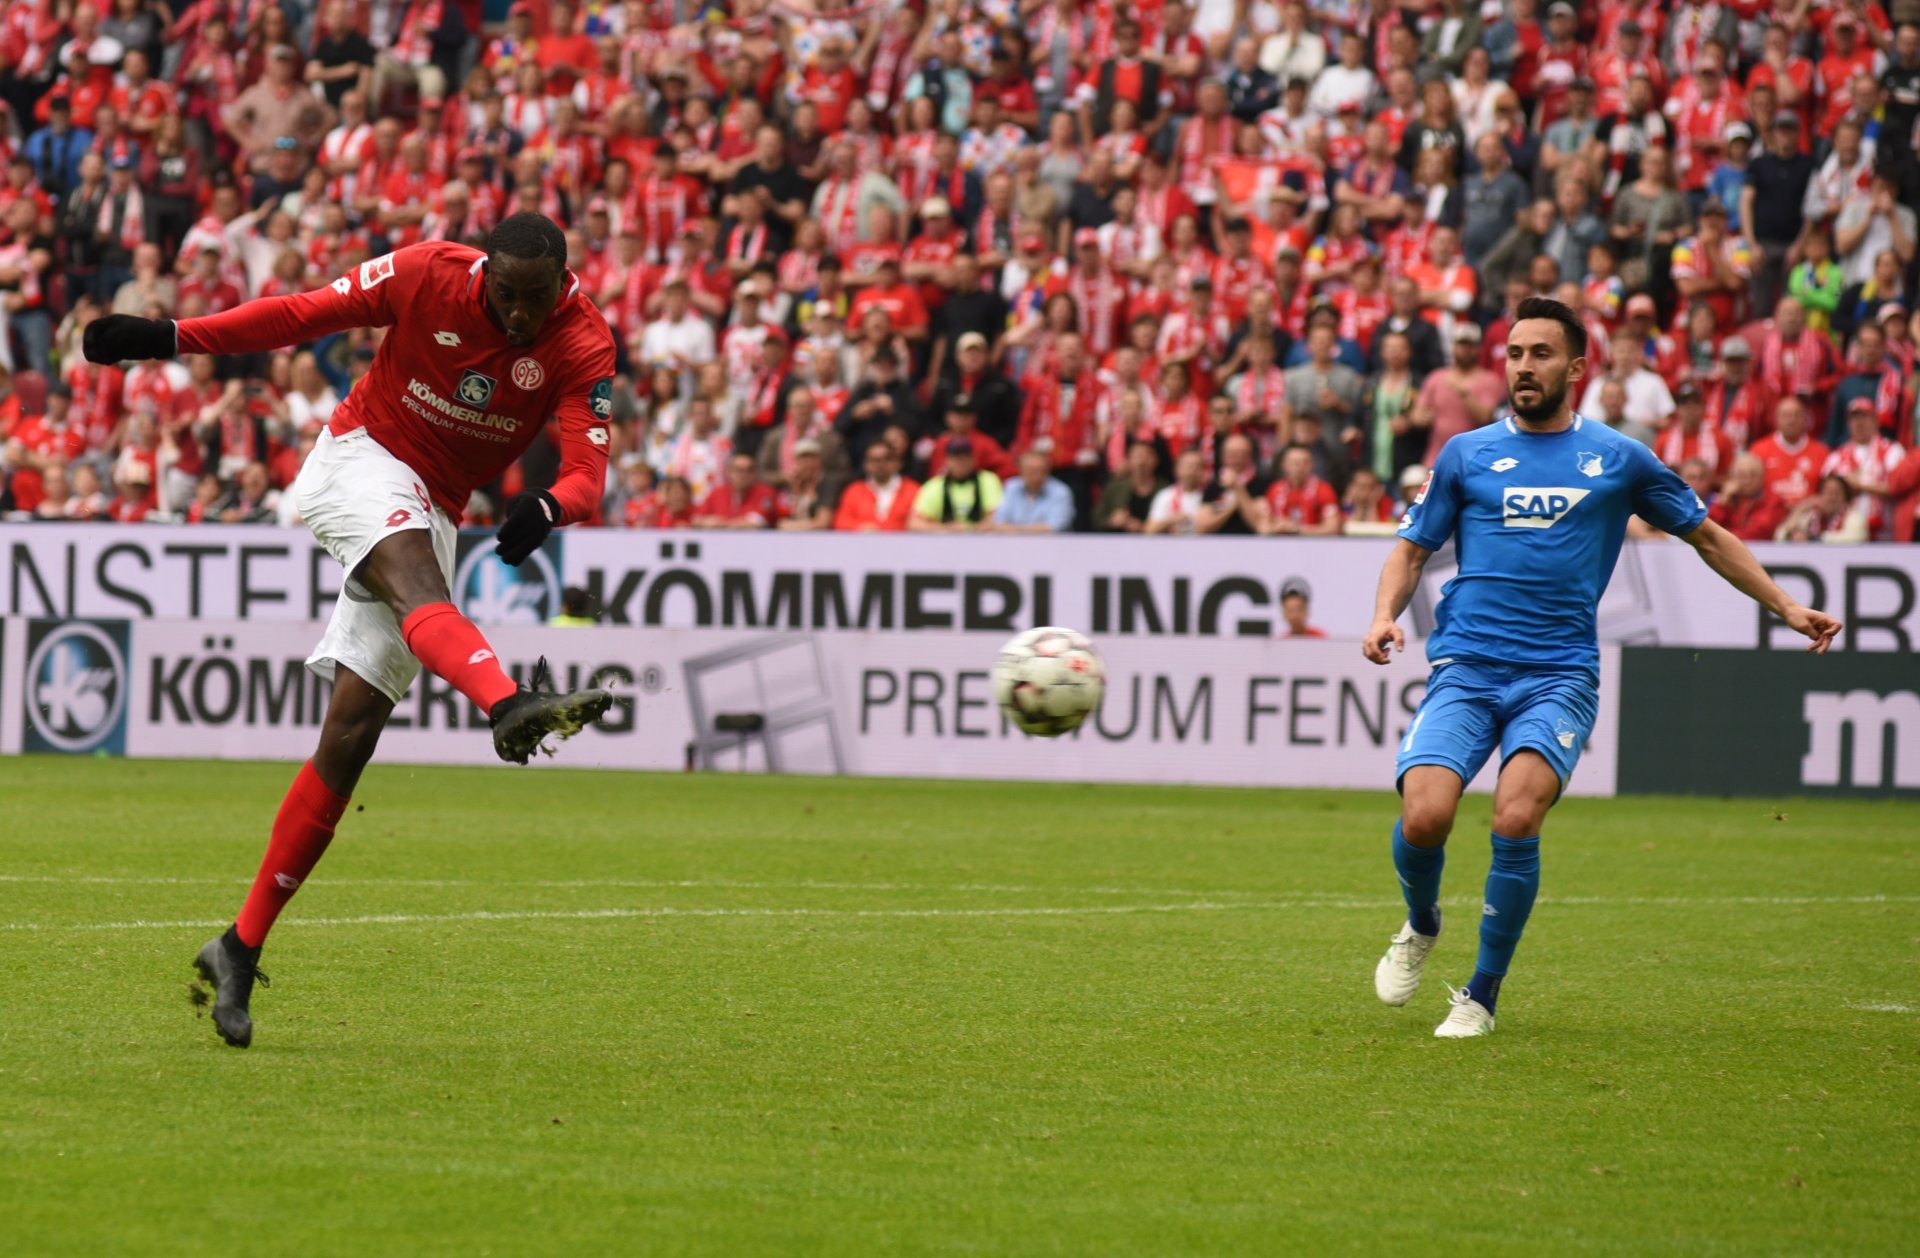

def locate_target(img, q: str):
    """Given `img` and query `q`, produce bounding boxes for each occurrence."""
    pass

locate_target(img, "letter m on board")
[1801,690,1920,789]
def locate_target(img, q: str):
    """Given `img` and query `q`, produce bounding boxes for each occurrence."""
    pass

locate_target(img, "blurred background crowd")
[0,0,1918,540]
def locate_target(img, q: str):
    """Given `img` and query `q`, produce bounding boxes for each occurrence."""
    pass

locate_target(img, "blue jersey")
[1397,415,1707,676]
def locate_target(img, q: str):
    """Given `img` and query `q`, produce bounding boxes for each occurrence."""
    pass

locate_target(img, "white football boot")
[1433,984,1495,1038]
[1373,917,1439,1006]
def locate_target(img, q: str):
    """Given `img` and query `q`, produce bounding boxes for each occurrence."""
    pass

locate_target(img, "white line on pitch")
[0,901,1310,932]
[0,874,1281,897]
[4,893,1919,933]
[4,874,1917,910]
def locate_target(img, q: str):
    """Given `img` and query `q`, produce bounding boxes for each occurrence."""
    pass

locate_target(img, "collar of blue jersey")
[1504,415,1585,435]
[464,254,582,336]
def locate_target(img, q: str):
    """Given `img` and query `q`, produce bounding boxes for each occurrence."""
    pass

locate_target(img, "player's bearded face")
[484,255,566,346]
[1506,321,1584,424]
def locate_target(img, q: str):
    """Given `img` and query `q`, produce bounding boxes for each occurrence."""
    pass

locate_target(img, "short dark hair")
[1512,295,1587,359]
[487,212,567,270]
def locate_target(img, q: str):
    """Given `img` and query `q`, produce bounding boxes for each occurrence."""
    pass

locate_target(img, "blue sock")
[1468,832,1541,1014]
[1391,819,1445,937]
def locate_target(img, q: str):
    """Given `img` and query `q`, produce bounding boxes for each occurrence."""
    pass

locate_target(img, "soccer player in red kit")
[82,214,617,1049]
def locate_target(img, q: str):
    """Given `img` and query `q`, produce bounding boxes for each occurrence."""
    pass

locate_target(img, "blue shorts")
[1395,661,1600,794]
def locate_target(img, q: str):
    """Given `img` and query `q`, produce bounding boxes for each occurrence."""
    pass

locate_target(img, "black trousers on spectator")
[1055,465,1099,532]
[147,196,198,260]
[1751,239,1793,321]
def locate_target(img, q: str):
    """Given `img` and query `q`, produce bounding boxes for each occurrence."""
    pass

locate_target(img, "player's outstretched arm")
[84,254,409,366]
[1363,538,1432,664]
[1678,518,1843,654]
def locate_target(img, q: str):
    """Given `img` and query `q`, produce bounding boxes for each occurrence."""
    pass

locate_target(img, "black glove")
[495,489,561,566]
[84,315,177,364]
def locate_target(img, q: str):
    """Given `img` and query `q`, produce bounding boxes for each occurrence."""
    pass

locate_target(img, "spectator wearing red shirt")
[833,440,919,532]
[847,256,930,342]
[783,30,863,136]
[1015,331,1106,515]
[1745,23,1815,135]
[1709,452,1791,540]
[1262,443,1342,535]
[178,248,244,315]
[1749,395,1831,505]
[534,1,598,81]
[695,452,778,529]
[631,475,697,530]
[1815,15,1878,138]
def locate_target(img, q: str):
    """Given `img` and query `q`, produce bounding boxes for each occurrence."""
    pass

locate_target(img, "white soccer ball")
[992,626,1106,737]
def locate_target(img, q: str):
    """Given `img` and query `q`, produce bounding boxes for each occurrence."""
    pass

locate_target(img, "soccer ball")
[992,626,1106,737]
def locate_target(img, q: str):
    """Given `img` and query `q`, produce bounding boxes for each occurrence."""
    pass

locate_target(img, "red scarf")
[1178,114,1233,192]
[820,177,863,254]
[1761,327,1827,399]
[1068,268,1127,356]
[726,221,770,268]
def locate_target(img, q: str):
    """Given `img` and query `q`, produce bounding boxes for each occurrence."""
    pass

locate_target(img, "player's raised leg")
[355,529,612,763]
[1435,751,1559,1039]
[196,670,393,1048]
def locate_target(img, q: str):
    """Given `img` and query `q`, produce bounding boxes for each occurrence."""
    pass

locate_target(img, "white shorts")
[295,428,458,703]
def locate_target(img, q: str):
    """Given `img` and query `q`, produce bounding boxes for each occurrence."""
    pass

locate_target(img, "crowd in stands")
[1,0,1918,541]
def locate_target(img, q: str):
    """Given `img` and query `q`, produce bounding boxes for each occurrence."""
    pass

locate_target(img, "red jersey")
[1750,433,1831,505]
[1265,476,1340,529]
[174,241,616,522]
[698,480,778,526]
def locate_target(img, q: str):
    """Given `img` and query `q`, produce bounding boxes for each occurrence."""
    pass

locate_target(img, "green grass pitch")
[2,757,1916,1256]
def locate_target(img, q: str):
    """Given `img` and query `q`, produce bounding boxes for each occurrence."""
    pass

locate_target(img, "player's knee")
[1401,800,1455,846]
[1491,801,1549,838]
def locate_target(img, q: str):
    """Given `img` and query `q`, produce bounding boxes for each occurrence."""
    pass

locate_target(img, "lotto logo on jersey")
[1502,487,1592,529]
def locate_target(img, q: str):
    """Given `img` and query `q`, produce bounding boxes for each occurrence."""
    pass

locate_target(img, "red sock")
[234,761,350,948]
[399,602,520,713]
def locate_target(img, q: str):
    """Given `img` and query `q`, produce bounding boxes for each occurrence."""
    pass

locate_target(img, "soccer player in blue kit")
[1361,297,1842,1038]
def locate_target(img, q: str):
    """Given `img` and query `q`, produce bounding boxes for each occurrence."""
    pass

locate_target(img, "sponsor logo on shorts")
[511,357,545,390]
[457,371,497,408]
[24,619,130,755]
[1502,487,1592,529]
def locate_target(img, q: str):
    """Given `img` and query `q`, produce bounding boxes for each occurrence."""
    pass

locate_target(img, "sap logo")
[1490,457,1519,472]
[1802,690,1920,789]
[1502,487,1591,528]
